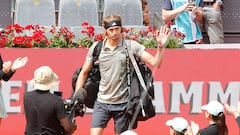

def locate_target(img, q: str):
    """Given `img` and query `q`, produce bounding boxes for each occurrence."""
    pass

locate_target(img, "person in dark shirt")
[24,66,77,135]
[191,100,228,135]
[224,101,240,128]
[0,54,28,126]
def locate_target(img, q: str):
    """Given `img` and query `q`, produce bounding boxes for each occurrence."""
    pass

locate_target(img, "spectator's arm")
[162,3,193,22]
[1,70,15,81]
[162,8,183,22]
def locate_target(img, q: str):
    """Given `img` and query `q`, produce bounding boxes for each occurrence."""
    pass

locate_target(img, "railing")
[1,0,239,43]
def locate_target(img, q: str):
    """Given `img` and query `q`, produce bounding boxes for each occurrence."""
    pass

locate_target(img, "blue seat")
[14,0,56,26]
[58,0,99,28]
[103,0,143,26]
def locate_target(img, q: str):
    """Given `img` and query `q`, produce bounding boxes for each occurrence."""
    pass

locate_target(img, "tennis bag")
[126,57,155,129]
[72,41,103,108]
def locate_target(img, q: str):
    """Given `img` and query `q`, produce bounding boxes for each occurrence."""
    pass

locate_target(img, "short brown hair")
[102,14,122,29]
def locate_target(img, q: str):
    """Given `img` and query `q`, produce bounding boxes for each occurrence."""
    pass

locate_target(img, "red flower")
[25,40,33,48]
[13,24,24,33]
[81,22,89,27]
[32,30,46,42]
[0,37,8,48]
[94,34,103,41]
[166,21,171,28]
[6,25,12,31]
[147,26,154,33]
[25,25,34,30]
[13,36,25,45]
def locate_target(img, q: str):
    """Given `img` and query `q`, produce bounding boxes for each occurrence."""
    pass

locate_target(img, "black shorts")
[91,101,129,133]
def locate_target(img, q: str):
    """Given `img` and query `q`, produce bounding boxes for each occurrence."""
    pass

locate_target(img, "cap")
[201,100,224,116]
[166,117,189,133]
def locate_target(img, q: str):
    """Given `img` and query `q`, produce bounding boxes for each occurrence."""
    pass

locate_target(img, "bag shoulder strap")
[128,51,148,92]
[124,40,147,92]
[92,40,103,63]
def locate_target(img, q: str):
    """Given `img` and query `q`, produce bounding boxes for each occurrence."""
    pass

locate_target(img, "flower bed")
[0,22,185,48]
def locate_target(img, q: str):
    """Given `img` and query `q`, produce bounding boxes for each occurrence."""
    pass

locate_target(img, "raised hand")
[224,102,240,118]
[155,26,171,48]
[190,120,200,135]
[11,56,28,71]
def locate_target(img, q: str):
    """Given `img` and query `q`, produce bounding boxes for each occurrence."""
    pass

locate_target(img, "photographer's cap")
[31,66,58,91]
[201,100,224,116]
[165,117,189,133]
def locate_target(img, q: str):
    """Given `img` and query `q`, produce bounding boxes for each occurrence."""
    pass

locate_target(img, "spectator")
[166,117,192,135]
[0,55,28,126]
[74,14,170,135]
[202,0,224,44]
[162,0,204,44]
[141,0,151,26]
[24,66,77,135]
[191,100,228,135]
[224,101,240,128]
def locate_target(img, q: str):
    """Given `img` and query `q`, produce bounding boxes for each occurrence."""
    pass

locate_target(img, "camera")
[63,98,85,117]
[53,91,85,118]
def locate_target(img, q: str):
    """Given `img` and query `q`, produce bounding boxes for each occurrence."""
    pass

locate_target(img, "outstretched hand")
[224,101,240,118]
[155,26,171,48]
[11,56,28,71]
[190,120,200,135]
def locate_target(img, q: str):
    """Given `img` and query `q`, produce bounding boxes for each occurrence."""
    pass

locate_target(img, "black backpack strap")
[92,40,103,64]
[71,40,103,92]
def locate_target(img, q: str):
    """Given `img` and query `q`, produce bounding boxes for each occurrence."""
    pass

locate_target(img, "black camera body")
[63,98,85,118]
[53,91,85,119]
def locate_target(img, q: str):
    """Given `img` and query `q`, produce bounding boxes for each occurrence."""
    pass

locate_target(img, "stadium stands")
[0,0,13,29]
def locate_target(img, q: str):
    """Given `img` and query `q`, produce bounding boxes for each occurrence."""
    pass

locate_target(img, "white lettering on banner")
[152,82,165,113]
[153,81,240,113]
[2,81,21,113]
[168,81,204,113]
[1,81,240,114]
[208,81,240,107]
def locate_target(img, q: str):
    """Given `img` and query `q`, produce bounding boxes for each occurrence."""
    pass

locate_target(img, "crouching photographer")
[24,66,77,135]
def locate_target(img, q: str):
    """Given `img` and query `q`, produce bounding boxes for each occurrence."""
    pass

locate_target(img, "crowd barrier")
[0,48,239,135]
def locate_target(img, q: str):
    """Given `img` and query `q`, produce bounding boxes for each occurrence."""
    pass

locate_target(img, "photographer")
[24,66,77,135]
